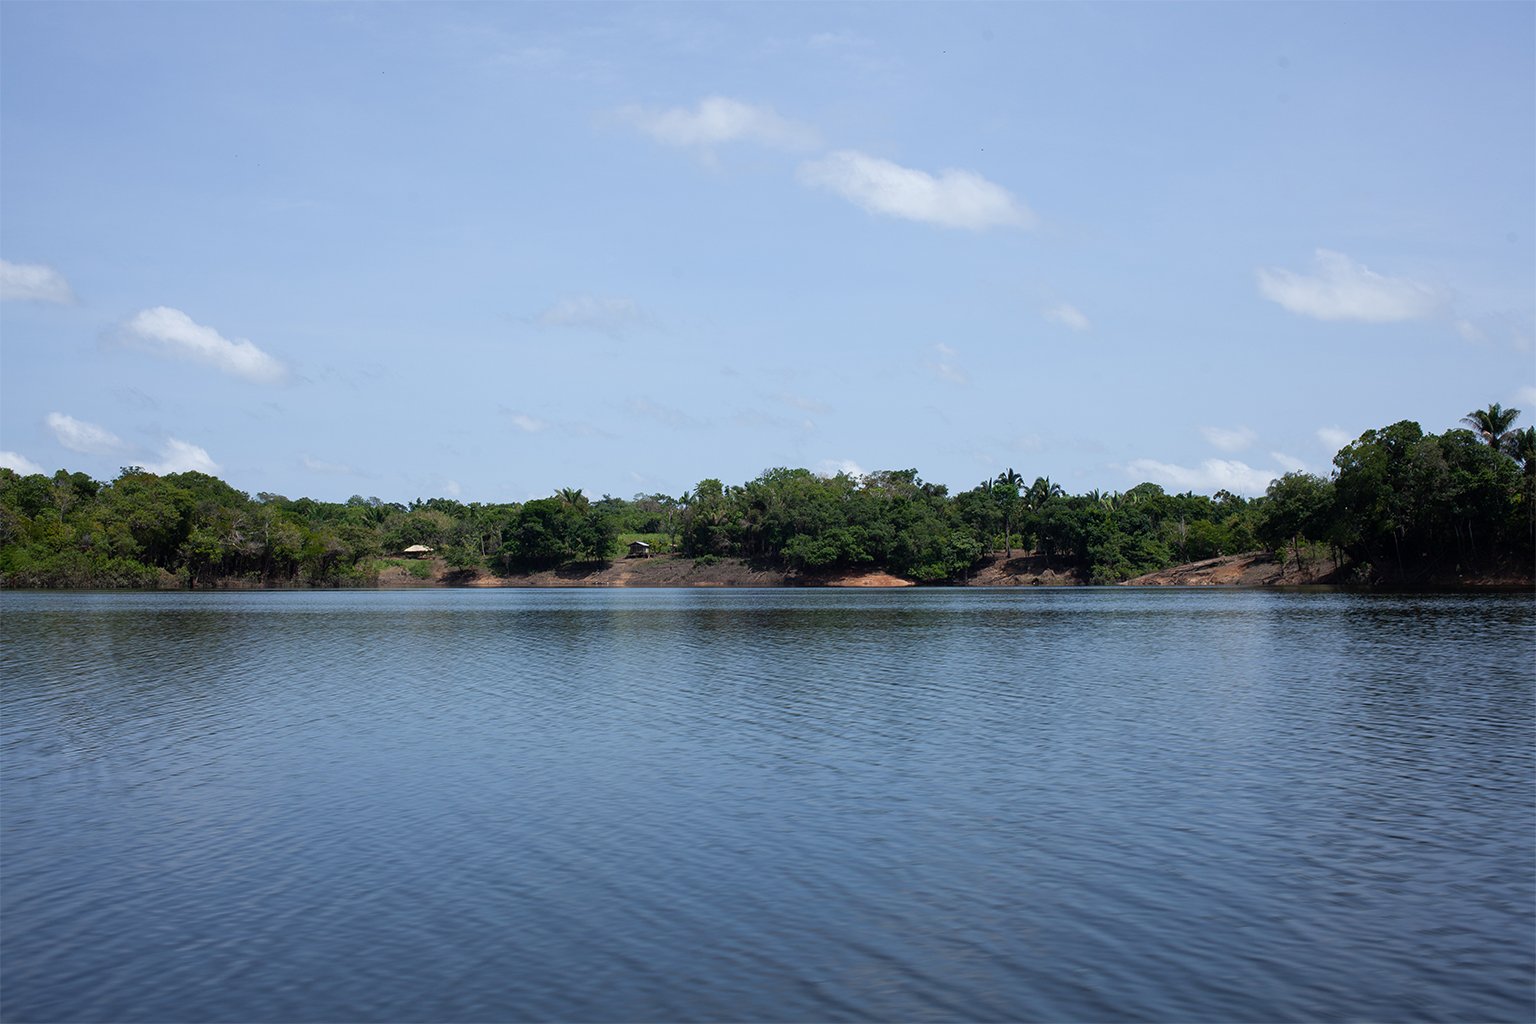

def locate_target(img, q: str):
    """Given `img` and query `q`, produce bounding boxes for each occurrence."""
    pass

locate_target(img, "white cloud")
[808,31,868,49]
[45,412,127,455]
[1199,425,1255,453]
[619,96,817,152]
[1044,304,1091,332]
[146,438,219,475]
[442,479,463,497]
[817,459,864,479]
[1256,249,1441,323]
[1124,458,1279,497]
[798,150,1035,231]
[125,307,287,383]
[301,455,355,475]
[1454,319,1486,343]
[508,412,548,433]
[1272,451,1308,473]
[1317,426,1354,451]
[0,451,46,475]
[0,260,74,303]
[535,295,648,334]
[1514,386,1536,410]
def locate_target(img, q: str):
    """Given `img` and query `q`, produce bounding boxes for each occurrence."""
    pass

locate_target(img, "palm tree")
[1026,476,1063,510]
[1506,426,1536,477]
[993,469,1023,557]
[1462,403,1521,449]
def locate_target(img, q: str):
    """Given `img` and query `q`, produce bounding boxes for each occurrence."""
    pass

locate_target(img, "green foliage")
[1256,473,1335,566]
[1331,420,1527,578]
[498,493,616,568]
[2,401,1528,589]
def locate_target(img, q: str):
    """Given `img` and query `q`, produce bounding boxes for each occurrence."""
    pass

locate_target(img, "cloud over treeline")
[1257,250,1441,323]
[125,307,287,383]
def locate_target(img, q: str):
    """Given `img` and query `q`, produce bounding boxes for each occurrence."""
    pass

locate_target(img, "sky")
[2,2,1532,504]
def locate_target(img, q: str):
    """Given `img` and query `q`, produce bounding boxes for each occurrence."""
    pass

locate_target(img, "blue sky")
[2,2,1532,502]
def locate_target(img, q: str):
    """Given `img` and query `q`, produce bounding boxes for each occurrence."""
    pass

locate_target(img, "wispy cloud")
[1200,425,1255,453]
[929,343,967,384]
[1272,451,1308,473]
[301,455,357,476]
[1317,426,1354,451]
[0,451,46,475]
[1124,457,1279,497]
[1514,385,1536,410]
[46,412,127,455]
[535,295,650,335]
[146,438,219,475]
[497,406,610,439]
[0,260,74,304]
[619,96,818,152]
[817,458,864,479]
[1044,304,1091,332]
[798,150,1035,231]
[627,397,700,429]
[1257,249,1441,323]
[507,412,548,433]
[125,307,287,383]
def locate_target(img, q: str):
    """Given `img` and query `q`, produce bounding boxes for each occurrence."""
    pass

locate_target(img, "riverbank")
[373,551,1352,588]
[376,553,912,588]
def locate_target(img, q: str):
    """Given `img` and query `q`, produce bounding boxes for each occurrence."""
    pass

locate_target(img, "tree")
[1503,426,1536,475]
[1461,403,1521,450]
[993,468,1022,557]
[1256,473,1334,569]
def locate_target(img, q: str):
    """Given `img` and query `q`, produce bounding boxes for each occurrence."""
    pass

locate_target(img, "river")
[2,588,1532,1022]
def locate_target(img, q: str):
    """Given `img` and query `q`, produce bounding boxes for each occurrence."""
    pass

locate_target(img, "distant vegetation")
[3,405,1532,588]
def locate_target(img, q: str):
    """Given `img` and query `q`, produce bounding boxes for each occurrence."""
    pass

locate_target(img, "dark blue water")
[2,588,1532,1022]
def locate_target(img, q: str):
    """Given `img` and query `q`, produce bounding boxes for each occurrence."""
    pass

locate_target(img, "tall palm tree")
[993,469,1023,557]
[1026,476,1063,510]
[1506,426,1536,477]
[1462,403,1521,449]
[556,487,588,510]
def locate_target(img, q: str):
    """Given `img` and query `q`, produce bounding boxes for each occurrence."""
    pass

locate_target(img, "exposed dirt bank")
[382,555,912,588]
[210,550,1530,590]
[964,552,1087,586]
[1122,552,1344,587]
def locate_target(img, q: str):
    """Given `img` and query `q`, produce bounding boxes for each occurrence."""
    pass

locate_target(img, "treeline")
[2,406,1531,588]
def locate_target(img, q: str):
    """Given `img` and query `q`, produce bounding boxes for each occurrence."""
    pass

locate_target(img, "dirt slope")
[1121,552,1342,586]
[383,554,915,588]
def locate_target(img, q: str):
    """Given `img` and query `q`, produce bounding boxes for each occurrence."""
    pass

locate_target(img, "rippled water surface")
[3,588,1532,1022]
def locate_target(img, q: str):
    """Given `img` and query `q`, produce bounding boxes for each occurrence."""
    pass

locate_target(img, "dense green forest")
[3,406,1532,588]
